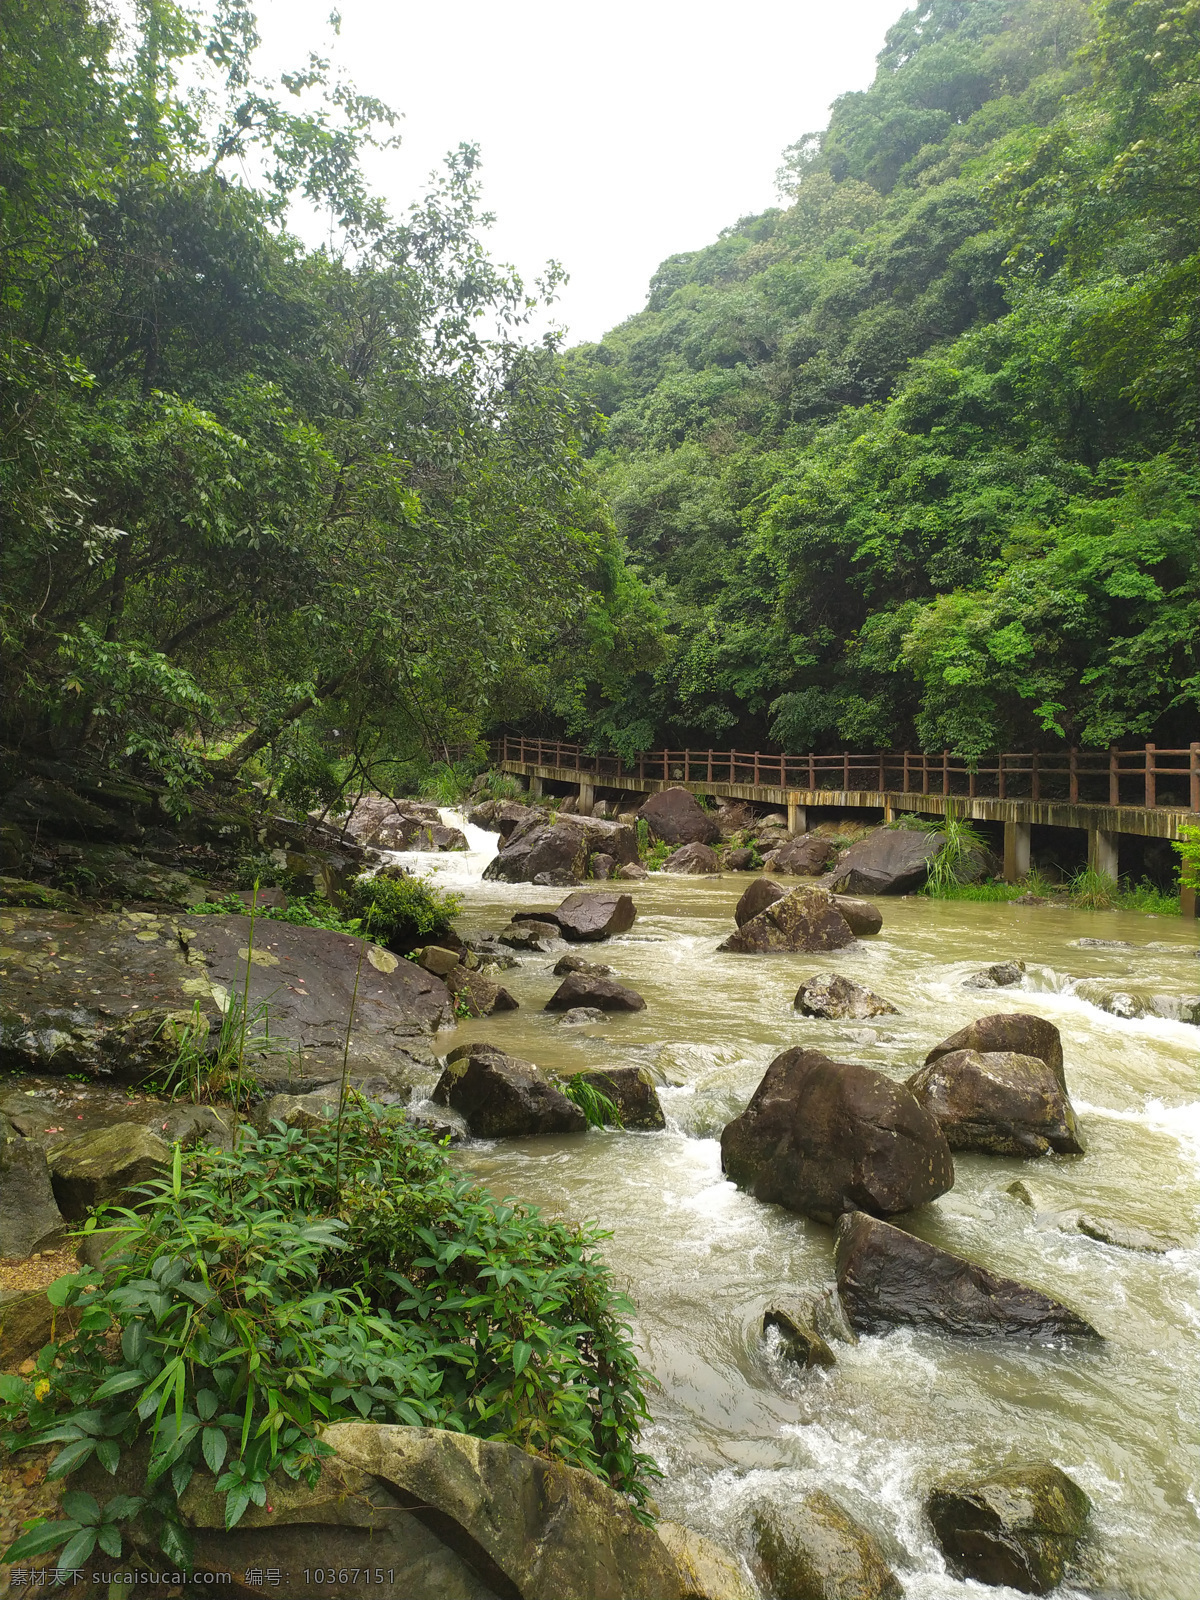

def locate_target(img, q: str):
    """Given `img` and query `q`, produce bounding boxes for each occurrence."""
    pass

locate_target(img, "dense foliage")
[0,0,645,803]
[563,0,1199,758]
[0,1106,657,1568]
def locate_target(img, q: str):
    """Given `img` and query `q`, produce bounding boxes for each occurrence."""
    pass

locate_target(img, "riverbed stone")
[719,886,857,954]
[964,960,1026,989]
[828,895,884,936]
[926,1461,1090,1595]
[735,877,785,927]
[544,973,646,1013]
[723,848,757,871]
[553,953,615,977]
[498,919,560,951]
[468,798,544,839]
[589,852,616,881]
[906,1049,1084,1157]
[557,1006,607,1026]
[925,1013,1065,1091]
[0,1120,65,1256]
[0,1287,82,1366]
[617,861,648,880]
[753,1490,902,1600]
[636,788,721,847]
[763,1302,837,1368]
[662,842,721,874]
[47,1122,170,1219]
[720,1048,954,1223]
[573,1066,665,1129]
[828,827,945,895]
[432,1043,586,1138]
[445,965,519,1018]
[761,835,838,876]
[484,816,638,885]
[794,974,898,1020]
[553,889,637,941]
[415,943,461,976]
[657,1522,756,1600]
[834,1212,1100,1338]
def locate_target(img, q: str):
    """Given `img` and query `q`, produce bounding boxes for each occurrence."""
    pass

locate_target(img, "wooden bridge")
[492,736,1200,913]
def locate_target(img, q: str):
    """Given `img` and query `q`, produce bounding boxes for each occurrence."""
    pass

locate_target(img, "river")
[389,814,1200,1600]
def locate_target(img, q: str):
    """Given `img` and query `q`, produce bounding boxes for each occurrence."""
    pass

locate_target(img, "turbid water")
[392,816,1200,1600]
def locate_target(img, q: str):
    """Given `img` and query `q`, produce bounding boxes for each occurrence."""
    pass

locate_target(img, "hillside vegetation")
[563,0,1199,760]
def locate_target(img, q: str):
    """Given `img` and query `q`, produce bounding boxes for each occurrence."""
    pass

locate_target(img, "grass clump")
[915,809,989,898]
[0,1104,659,1571]
[344,872,462,952]
[557,1077,623,1129]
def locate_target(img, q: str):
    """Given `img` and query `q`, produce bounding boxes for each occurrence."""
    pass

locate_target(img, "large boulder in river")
[834,1211,1100,1338]
[926,1461,1091,1595]
[657,1522,757,1600]
[553,889,637,941]
[574,1066,666,1130]
[925,1013,1065,1090]
[828,826,945,895]
[735,877,785,927]
[794,973,898,1020]
[753,1491,902,1600]
[720,1048,954,1223]
[830,894,884,936]
[468,798,543,839]
[719,886,857,953]
[484,816,637,885]
[432,1043,586,1137]
[661,841,721,874]
[0,1120,64,1256]
[636,788,720,847]
[761,834,838,876]
[545,973,646,1013]
[906,1049,1084,1157]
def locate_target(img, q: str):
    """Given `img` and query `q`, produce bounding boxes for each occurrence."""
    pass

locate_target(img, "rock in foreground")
[829,826,945,895]
[661,842,721,874]
[763,1303,836,1368]
[545,974,646,1013]
[753,1490,902,1600]
[926,1461,1091,1595]
[552,890,637,941]
[720,1048,954,1223]
[906,1049,1084,1157]
[432,1043,586,1137]
[795,973,898,1019]
[636,787,721,847]
[834,1212,1100,1338]
[734,877,785,927]
[964,960,1026,989]
[0,1120,64,1255]
[719,886,857,954]
[657,1522,757,1600]
[925,1013,1065,1090]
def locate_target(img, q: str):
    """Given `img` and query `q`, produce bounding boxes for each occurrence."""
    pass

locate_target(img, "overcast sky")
[255,0,905,345]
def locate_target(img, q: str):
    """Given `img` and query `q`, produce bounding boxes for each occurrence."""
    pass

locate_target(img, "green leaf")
[45,1274,78,1308]
[95,1438,120,1474]
[60,1490,100,1524]
[58,1525,99,1569]
[2,1519,83,1561]
[512,1341,533,1376]
[96,1520,122,1558]
[0,1373,26,1404]
[202,1427,228,1474]
[48,1437,97,1477]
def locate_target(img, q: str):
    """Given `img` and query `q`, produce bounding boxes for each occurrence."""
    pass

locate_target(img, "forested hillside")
[562,0,1199,760]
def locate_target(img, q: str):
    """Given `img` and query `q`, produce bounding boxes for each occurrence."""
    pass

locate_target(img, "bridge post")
[528,776,543,800]
[1088,827,1118,880]
[1182,882,1197,918]
[577,780,594,816]
[1003,820,1031,883]
[787,794,806,835]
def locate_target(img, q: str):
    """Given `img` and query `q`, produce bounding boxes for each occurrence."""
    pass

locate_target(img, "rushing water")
[389,814,1200,1600]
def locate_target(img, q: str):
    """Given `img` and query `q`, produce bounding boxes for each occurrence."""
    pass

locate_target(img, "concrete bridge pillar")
[1003,820,1031,883]
[527,776,543,800]
[1088,827,1118,880]
[788,796,807,835]
[577,780,594,816]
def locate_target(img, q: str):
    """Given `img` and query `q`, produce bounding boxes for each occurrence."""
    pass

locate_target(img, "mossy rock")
[0,876,79,911]
[926,1460,1090,1594]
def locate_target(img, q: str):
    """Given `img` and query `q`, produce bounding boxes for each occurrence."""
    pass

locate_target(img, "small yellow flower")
[33,1379,50,1401]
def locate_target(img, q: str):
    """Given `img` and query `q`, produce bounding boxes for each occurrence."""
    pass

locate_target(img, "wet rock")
[468,798,543,839]
[553,953,615,977]
[829,827,945,896]
[0,1288,80,1366]
[254,1088,339,1133]
[617,861,648,880]
[657,1522,757,1600]
[794,974,898,1020]
[1074,937,1133,949]
[926,1461,1090,1595]
[48,1122,170,1219]
[1075,1214,1173,1253]
[965,960,1026,989]
[432,1043,587,1137]
[753,1490,902,1600]
[553,889,637,941]
[720,1048,954,1223]
[662,842,721,874]
[723,848,757,871]
[445,965,519,1018]
[590,852,616,881]
[498,919,560,951]
[719,886,857,954]
[557,1006,607,1026]
[828,895,884,936]
[1012,892,1047,905]
[0,876,79,911]
[907,1049,1084,1158]
[925,1014,1065,1092]
[414,943,461,976]
[1072,981,1151,1020]
[152,1103,234,1149]
[763,1302,837,1368]
[484,816,638,885]
[545,973,646,1013]
[834,1212,1100,1339]
[325,1422,688,1600]
[636,788,721,847]
[735,877,785,928]
[61,844,204,906]
[0,1120,65,1256]
[761,835,838,876]
[574,1066,666,1130]
[339,797,466,852]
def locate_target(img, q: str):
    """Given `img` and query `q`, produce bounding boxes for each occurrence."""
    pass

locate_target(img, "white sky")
[254,0,905,345]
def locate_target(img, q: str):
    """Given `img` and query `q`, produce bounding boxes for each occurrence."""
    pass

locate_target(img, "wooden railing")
[492,737,1200,813]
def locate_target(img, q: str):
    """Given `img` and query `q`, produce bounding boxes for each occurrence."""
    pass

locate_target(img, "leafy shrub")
[0,1106,658,1571]
[343,873,462,951]
[190,892,363,937]
[417,762,478,807]
[1173,825,1200,894]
